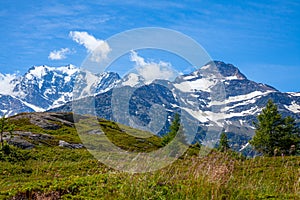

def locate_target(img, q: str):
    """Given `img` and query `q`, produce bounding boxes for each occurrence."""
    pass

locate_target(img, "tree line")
[165,99,300,157]
[218,99,300,156]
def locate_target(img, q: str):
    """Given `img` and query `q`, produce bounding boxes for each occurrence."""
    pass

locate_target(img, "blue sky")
[0,0,299,92]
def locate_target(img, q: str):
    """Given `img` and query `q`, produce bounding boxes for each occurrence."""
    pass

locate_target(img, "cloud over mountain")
[69,31,111,62]
[130,50,176,83]
[48,48,72,60]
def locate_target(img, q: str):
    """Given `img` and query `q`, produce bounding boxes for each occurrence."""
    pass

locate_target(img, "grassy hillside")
[0,113,299,199]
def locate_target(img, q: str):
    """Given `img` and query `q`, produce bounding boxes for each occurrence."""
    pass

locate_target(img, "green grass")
[0,113,299,199]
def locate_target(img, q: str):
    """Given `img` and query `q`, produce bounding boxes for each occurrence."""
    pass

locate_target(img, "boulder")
[58,140,84,149]
[7,136,34,149]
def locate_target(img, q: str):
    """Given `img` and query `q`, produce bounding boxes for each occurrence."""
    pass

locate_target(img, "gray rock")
[13,131,53,141]
[11,112,76,130]
[7,136,34,149]
[58,140,84,149]
[3,131,55,149]
[87,129,103,135]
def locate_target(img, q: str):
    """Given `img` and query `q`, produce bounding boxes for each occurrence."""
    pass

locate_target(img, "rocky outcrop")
[58,140,84,149]
[13,131,53,140]
[1,113,87,150]
[6,136,35,149]
[3,131,55,149]
[11,112,75,130]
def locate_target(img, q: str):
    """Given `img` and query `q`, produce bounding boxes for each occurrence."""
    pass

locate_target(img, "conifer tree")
[218,132,230,152]
[250,99,300,156]
[162,113,181,145]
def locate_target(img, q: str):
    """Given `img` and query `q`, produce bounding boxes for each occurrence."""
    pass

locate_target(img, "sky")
[0,0,299,92]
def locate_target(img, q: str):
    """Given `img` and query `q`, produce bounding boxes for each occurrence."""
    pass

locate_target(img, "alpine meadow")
[1,1,300,200]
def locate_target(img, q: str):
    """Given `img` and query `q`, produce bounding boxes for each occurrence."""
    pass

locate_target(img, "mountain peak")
[204,61,247,80]
[27,64,78,79]
[27,65,50,79]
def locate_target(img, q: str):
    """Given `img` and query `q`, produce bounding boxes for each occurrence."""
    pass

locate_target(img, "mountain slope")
[1,61,300,153]
[51,61,300,153]
[1,112,299,199]
[0,65,121,115]
[0,94,35,116]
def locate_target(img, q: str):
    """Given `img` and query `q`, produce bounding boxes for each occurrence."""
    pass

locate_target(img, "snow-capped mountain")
[50,61,300,153]
[1,61,300,154]
[0,65,120,116]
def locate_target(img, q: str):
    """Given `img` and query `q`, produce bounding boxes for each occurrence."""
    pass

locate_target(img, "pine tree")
[280,116,300,153]
[218,132,230,152]
[162,113,181,145]
[250,99,300,156]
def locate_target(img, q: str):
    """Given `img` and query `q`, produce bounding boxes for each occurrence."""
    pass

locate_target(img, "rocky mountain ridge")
[1,61,299,152]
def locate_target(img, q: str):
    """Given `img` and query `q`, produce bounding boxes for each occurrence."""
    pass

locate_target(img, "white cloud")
[130,50,176,83]
[69,31,111,62]
[48,48,71,60]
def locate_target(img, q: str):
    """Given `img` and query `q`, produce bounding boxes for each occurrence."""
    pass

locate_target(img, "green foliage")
[100,120,163,152]
[218,132,230,152]
[0,112,299,199]
[250,99,300,156]
[184,142,201,157]
[161,113,189,157]
[1,149,299,199]
[162,113,180,145]
[0,142,30,162]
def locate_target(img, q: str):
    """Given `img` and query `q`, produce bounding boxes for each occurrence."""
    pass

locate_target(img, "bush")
[0,143,30,162]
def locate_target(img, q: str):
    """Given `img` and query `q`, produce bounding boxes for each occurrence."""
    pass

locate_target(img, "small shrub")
[0,143,30,162]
